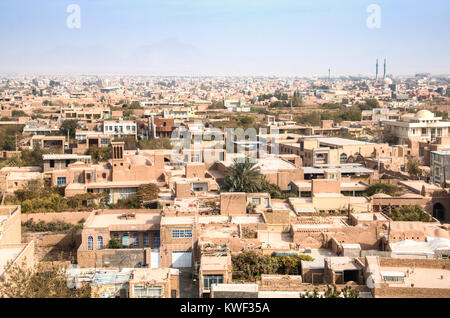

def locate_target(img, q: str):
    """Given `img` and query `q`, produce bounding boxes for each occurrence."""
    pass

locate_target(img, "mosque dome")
[383,77,393,85]
[415,110,434,119]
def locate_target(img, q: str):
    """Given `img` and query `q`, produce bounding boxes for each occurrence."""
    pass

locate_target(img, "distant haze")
[0,0,449,76]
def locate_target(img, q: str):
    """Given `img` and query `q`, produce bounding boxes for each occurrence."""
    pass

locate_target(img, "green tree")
[86,145,112,163]
[0,261,91,298]
[60,119,79,138]
[358,98,379,111]
[224,158,263,193]
[107,238,124,249]
[12,110,28,117]
[406,157,421,179]
[364,183,398,197]
[138,138,173,150]
[129,101,142,109]
[390,205,432,222]
[136,183,160,201]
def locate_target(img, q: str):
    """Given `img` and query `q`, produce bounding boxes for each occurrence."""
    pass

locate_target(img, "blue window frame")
[153,232,160,248]
[97,236,103,250]
[143,233,149,247]
[133,233,139,247]
[57,177,66,187]
[88,236,93,250]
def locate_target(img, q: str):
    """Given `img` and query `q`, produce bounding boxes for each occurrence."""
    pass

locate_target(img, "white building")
[103,119,137,139]
[384,110,450,145]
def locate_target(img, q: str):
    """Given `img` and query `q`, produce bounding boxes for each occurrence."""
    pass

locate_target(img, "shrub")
[107,238,124,249]
[136,183,160,201]
[364,183,398,197]
[390,205,432,222]
[22,219,83,233]
[232,251,314,281]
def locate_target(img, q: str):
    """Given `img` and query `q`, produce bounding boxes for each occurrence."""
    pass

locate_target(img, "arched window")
[97,236,103,250]
[340,153,348,164]
[88,236,93,250]
[133,233,139,247]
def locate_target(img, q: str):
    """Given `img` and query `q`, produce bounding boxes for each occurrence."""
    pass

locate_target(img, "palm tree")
[223,158,262,193]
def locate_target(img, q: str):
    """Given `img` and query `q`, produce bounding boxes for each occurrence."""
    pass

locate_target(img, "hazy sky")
[0,0,449,76]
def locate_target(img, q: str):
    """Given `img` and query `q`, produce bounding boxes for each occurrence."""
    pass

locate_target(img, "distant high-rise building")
[375,59,379,80]
[383,58,387,79]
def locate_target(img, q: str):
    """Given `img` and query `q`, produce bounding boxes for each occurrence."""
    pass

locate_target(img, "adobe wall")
[378,258,450,270]
[21,211,91,225]
[373,286,450,298]
[220,193,247,215]
[263,210,290,224]
[77,248,147,268]
[0,207,21,244]
[312,179,340,194]
[185,163,206,178]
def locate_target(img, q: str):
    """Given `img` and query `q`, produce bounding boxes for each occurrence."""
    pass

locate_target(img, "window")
[143,233,149,247]
[113,233,119,240]
[153,232,160,247]
[264,198,270,208]
[252,198,261,205]
[88,236,93,250]
[203,275,223,290]
[118,187,137,200]
[57,177,66,187]
[122,233,130,247]
[172,229,192,238]
[50,160,55,168]
[97,236,103,250]
[133,233,139,247]
[383,276,405,282]
[133,286,162,298]
[65,159,71,167]
[442,254,449,260]
[340,153,348,164]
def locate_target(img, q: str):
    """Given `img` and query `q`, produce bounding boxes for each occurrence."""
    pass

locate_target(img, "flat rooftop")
[351,212,388,221]
[87,213,161,228]
[200,256,230,271]
[160,216,194,225]
[380,266,450,289]
[130,268,174,282]
[43,154,91,160]
[315,137,376,146]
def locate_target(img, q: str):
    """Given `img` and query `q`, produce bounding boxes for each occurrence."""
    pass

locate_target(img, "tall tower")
[328,68,331,81]
[383,58,387,79]
[375,58,379,80]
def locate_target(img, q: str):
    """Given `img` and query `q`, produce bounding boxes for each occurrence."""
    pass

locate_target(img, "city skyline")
[0,0,449,76]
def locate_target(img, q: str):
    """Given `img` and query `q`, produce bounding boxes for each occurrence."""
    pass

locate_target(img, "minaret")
[376,59,379,80]
[328,68,331,81]
[383,58,387,79]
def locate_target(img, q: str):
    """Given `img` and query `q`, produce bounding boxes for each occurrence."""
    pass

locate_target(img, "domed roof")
[416,110,434,119]
[384,77,393,85]
[128,155,152,166]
